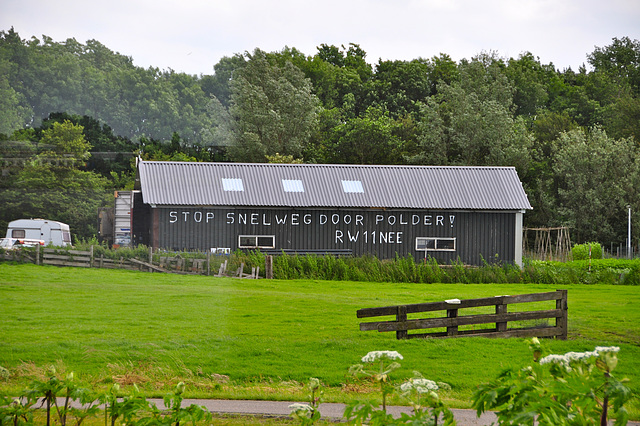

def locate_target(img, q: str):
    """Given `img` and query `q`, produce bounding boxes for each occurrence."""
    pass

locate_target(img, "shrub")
[572,242,603,260]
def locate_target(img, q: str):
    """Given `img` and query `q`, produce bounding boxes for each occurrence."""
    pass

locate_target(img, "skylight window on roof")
[222,178,244,192]
[282,179,304,193]
[342,180,364,193]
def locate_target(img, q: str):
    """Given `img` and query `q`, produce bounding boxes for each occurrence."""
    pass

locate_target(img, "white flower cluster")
[595,346,620,354]
[289,403,313,414]
[539,346,620,371]
[539,354,572,369]
[400,378,439,394]
[361,350,404,363]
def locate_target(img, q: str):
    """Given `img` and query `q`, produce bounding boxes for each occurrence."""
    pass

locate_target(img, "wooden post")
[447,308,459,336]
[396,305,408,340]
[265,255,273,279]
[36,244,40,265]
[90,245,94,268]
[556,289,568,340]
[495,298,507,332]
[148,246,153,272]
[206,251,211,276]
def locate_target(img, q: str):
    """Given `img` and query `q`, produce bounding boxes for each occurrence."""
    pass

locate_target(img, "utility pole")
[628,205,632,259]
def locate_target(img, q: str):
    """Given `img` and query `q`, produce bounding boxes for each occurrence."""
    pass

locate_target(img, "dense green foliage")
[572,242,603,260]
[259,252,640,285]
[473,341,632,425]
[2,29,640,248]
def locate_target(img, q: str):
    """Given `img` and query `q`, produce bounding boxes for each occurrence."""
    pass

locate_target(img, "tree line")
[1,27,640,249]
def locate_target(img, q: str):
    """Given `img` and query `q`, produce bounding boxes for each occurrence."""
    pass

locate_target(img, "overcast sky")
[2,0,640,76]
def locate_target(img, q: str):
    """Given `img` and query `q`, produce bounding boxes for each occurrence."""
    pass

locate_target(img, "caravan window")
[11,229,25,239]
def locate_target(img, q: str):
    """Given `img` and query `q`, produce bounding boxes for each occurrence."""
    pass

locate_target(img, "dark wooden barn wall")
[146,207,517,265]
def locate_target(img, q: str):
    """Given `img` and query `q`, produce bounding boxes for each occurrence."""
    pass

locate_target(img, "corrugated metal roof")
[137,160,532,210]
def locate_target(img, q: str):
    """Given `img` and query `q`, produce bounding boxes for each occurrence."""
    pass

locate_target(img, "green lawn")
[1,263,638,415]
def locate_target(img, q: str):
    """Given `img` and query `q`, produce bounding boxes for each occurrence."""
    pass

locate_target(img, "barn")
[131,160,532,266]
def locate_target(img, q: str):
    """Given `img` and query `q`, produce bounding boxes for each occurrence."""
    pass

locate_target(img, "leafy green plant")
[142,381,212,426]
[23,368,100,426]
[288,378,322,425]
[397,373,455,426]
[0,395,36,425]
[472,338,632,425]
[572,242,603,260]
[28,366,64,426]
[99,383,149,426]
[349,351,403,412]
[345,351,455,425]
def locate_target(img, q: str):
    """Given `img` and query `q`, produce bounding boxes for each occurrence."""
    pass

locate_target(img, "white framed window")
[341,180,364,193]
[222,178,244,191]
[238,235,275,249]
[415,237,456,251]
[282,179,304,192]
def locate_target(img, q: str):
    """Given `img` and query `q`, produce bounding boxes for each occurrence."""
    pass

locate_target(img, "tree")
[505,52,556,118]
[410,56,533,174]
[369,58,432,118]
[552,127,639,244]
[0,120,111,240]
[549,67,601,128]
[38,119,92,165]
[321,107,404,165]
[0,165,111,240]
[0,57,29,135]
[588,37,640,95]
[599,94,640,142]
[38,112,138,180]
[226,49,319,162]
[429,53,459,95]
[199,54,247,108]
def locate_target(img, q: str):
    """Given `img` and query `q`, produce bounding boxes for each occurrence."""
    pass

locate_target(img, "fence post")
[556,289,568,340]
[495,297,507,332]
[396,305,408,340]
[90,245,94,267]
[36,244,40,265]
[265,255,273,279]
[447,308,459,336]
[206,251,211,276]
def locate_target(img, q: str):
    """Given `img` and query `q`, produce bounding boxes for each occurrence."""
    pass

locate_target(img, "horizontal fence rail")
[2,245,264,278]
[43,247,93,268]
[357,290,568,340]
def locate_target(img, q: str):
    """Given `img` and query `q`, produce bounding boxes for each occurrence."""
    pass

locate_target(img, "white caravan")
[5,219,72,247]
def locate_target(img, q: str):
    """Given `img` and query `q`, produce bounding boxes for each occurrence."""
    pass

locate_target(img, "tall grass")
[268,253,640,285]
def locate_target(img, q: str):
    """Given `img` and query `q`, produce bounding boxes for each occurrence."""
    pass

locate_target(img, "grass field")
[1,263,639,418]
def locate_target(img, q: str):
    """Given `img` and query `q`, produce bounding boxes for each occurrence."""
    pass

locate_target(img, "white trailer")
[5,219,72,247]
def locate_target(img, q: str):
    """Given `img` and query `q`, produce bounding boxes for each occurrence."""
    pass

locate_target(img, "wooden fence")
[357,290,568,340]
[42,247,93,268]
[1,246,266,278]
